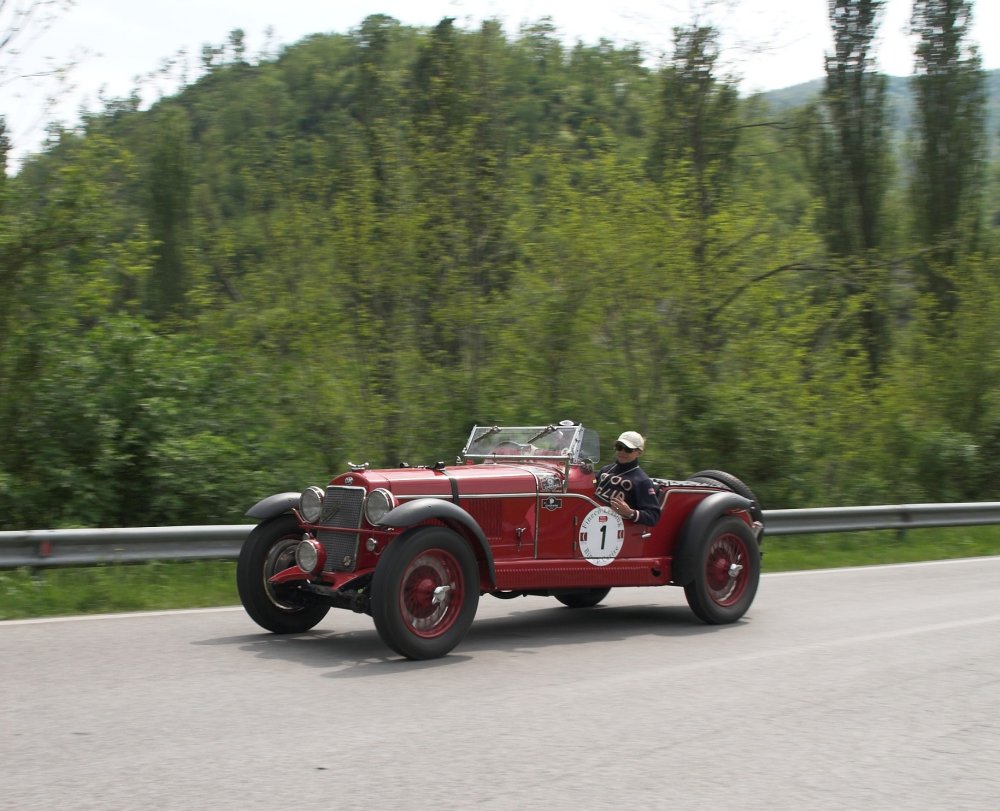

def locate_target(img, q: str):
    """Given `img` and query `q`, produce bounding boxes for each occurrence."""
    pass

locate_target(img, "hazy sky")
[2,0,997,166]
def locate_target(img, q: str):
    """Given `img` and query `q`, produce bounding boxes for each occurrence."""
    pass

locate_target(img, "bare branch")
[0,1,76,87]
[705,243,958,324]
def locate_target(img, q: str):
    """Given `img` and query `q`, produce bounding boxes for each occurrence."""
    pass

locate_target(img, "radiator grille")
[316,486,365,572]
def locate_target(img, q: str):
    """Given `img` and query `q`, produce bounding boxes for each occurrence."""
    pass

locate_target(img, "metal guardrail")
[763,502,1000,535]
[0,525,252,570]
[2,502,1000,569]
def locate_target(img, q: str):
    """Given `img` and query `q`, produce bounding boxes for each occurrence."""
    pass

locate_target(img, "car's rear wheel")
[689,469,764,524]
[236,513,330,633]
[684,515,760,624]
[556,588,611,608]
[372,527,480,659]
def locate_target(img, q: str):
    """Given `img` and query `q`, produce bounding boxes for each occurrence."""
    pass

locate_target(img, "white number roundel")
[579,508,624,566]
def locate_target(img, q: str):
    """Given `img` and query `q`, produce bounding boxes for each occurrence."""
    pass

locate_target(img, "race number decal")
[579,508,625,566]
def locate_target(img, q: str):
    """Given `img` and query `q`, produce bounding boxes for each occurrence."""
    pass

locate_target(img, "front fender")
[246,492,300,520]
[377,498,496,588]
[671,491,753,585]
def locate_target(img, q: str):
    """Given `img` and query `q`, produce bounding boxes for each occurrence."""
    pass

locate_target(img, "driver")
[594,431,661,526]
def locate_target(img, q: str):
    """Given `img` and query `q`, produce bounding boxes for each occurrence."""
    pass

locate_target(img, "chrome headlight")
[299,486,325,523]
[364,488,396,525]
[295,536,325,574]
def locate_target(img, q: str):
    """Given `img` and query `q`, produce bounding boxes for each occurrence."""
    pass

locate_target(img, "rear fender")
[377,498,496,588]
[671,491,753,585]
[246,492,300,520]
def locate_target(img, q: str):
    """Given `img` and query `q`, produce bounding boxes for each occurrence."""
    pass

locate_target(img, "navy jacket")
[594,458,661,526]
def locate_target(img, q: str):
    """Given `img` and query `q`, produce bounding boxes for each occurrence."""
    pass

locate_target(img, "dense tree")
[798,0,892,378]
[508,19,566,146]
[144,105,192,320]
[354,14,406,212]
[815,0,890,256]
[910,0,986,312]
[648,25,740,229]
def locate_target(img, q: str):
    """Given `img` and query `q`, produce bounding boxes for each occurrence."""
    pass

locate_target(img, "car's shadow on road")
[196,598,752,678]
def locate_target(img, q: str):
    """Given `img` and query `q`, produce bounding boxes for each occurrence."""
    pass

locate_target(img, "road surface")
[2,557,999,809]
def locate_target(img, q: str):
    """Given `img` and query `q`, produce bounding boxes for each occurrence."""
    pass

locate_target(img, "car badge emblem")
[540,475,561,492]
[542,496,562,511]
[345,477,353,485]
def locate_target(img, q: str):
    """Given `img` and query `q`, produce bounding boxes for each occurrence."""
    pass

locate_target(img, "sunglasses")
[614,443,638,452]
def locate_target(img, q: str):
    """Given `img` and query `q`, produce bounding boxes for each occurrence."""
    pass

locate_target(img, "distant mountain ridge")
[757,69,1000,152]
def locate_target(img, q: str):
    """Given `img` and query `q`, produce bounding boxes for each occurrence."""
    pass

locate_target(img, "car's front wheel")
[236,514,330,634]
[371,527,480,659]
[684,515,760,624]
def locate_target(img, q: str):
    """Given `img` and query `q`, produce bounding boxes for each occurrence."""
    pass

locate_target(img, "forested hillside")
[761,70,1000,159]
[1,13,998,530]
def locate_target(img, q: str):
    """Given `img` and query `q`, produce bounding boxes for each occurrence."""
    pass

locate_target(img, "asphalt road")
[2,557,999,810]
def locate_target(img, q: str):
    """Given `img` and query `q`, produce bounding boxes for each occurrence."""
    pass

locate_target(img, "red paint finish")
[306,467,749,590]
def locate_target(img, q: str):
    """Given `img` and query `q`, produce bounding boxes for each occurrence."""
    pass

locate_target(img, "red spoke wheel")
[684,515,760,624]
[372,527,480,659]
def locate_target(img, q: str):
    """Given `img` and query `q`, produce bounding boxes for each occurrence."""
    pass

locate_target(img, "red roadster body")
[237,421,764,659]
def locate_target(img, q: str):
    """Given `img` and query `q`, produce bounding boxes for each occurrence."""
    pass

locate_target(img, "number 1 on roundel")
[579,508,625,566]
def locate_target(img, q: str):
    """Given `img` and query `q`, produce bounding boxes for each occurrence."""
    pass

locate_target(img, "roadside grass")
[764,524,1000,571]
[0,560,238,620]
[2,525,1000,620]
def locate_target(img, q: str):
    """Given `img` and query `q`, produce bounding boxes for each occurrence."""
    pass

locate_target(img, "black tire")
[556,588,611,608]
[371,526,480,660]
[684,515,760,624]
[236,514,330,634]
[689,469,764,524]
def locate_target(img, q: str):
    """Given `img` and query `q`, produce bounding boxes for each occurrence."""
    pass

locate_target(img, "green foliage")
[0,315,317,527]
[0,15,999,535]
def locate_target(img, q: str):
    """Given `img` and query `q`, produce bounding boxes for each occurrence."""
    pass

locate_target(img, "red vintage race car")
[237,421,764,659]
